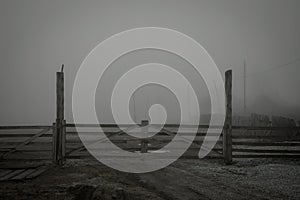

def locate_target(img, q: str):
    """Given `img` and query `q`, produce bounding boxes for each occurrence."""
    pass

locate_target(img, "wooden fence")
[0,68,300,166]
[231,126,300,159]
[0,126,53,161]
[63,123,224,160]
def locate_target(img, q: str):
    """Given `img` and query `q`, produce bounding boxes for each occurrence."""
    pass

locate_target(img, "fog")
[0,0,299,125]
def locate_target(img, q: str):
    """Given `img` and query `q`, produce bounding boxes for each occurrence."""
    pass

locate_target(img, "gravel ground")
[0,158,299,200]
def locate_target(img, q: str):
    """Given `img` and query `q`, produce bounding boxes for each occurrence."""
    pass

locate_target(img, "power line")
[235,57,300,79]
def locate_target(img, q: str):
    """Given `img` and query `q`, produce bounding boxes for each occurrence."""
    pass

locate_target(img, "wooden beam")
[141,120,149,153]
[0,126,52,130]
[233,154,300,158]
[233,141,300,146]
[53,69,65,166]
[63,124,300,130]
[233,149,300,153]
[56,71,64,120]
[223,70,232,164]
[0,133,52,137]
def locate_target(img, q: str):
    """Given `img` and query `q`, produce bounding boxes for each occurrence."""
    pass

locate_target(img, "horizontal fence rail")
[0,126,53,130]
[65,123,300,130]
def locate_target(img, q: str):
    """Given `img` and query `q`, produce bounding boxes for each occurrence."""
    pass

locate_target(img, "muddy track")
[0,159,299,200]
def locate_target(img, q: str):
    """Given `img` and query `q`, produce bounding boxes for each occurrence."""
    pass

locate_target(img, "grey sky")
[0,0,299,125]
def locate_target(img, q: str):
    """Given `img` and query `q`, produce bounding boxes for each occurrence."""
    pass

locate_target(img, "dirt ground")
[0,158,299,200]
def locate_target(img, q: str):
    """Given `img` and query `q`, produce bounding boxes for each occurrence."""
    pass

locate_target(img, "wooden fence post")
[141,120,149,153]
[52,122,57,164]
[223,70,232,164]
[53,65,65,165]
[61,119,66,163]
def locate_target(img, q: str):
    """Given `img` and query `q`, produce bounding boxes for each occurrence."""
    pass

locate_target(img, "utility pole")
[243,59,246,113]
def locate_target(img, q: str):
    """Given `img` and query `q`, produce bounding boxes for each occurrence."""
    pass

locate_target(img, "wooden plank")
[3,158,51,161]
[0,170,12,177]
[4,137,62,143]
[2,157,51,161]
[66,151,223,160]
[5,146,52,151]
[1,152,52,160]
[0,145,21,149]
[0,124,297,131]
[1,145,78,152]
[0,162,42,169]
[232,126,300,130]
[25,165,49,179]
[233,154,300,158]
[0,169,25,181]
[67,146,222,152]
[223,70,232,164]
[233,141,300,146]
[66,124,121,128]
[65,123,300,130]
[0,139,52,144]
[0,149,11,152]
[65,131,216,136]
[66,123,226,129]
[0,133,52,137]
[233,149,300,154]
[11,169,36,180]
[232,135,299,139]
[66,155,222,160]
[65,134,222,142]
[0,126,52,130]
[0,137,51,143]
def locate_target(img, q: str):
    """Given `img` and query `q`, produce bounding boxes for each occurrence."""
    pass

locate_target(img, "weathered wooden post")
[223,70,232,164]
[52,122,57,164]
[62,119,66,163]
[141,120,149,153]
[53,65,65,165]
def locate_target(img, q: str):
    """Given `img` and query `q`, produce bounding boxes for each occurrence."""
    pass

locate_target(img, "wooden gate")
[51,68,300,166]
